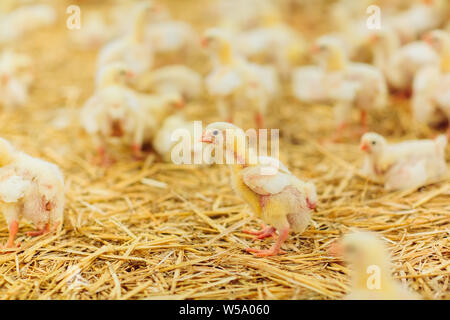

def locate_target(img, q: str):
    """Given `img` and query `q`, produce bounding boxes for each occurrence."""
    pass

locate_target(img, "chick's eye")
[212,130,219,136]
[372,141,376,145]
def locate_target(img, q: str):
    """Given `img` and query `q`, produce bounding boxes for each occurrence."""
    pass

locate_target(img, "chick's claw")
[243,224,276,240]
[246,247,286,257]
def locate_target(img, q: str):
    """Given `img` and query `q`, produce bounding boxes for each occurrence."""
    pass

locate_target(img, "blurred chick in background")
[360,132,447,191]
[0,50,32,109]
[235,8,306,79]
[329,231,422,300]
[97,2,153,76]
[412,30,450,138]
[368,26,438,95]
[202,28,279,128]
[312,36,387,140]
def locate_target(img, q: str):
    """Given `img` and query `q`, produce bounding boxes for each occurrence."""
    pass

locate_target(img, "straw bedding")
[0,0,448,300]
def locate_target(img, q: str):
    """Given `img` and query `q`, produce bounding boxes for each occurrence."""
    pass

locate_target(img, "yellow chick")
[330,231,422,300]
[360,132,447,191]
[201,122,317,257]
[0,138,65,248]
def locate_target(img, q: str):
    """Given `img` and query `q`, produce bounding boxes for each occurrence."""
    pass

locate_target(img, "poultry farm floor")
[0,0,448,300]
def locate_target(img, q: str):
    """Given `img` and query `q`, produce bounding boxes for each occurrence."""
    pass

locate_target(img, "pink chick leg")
[243,223,277,240]
[331,122,348,142]
[27,223,50,237]
[2,220,19,248]
[246,227,290,257]
[255,112,264,129]
[131,144,145,160]
[359,110,368,135]
[93,146,115,167]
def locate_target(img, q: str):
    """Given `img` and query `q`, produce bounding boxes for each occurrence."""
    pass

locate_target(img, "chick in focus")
[201,122,317,257]
[0,138,65,248]
[360,132,447,191]
[329,231,422,300]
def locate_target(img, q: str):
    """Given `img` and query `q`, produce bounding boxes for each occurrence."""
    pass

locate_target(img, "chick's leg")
[92,136,115,167]
[3,220,19,248]
[246,227,289,257]
[255,112,264,129]
[359,110,368,134]
[243,223,276,240]
[132,120,145,160]
[27,223,50,237]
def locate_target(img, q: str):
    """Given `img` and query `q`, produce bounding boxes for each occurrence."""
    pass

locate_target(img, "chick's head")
[360,132,386,155]
[423,30,450,53]
[96,62,134,88]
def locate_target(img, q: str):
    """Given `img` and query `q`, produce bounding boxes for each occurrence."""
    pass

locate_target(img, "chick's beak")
[200,37,209,48]
[310,44,320,54]
[175,99,185,109]
[369,33,379,44]
[126,71,135,79]
[200,132,213,143]
[359,141,370,152]
[1,74,9,86]
[423,33,433,45]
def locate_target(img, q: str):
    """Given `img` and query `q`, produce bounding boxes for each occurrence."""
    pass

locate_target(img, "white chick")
[81,63,141,164]
[412,30,450,137]
[201,122,317,257]
[360,132,447,191]
[97,2,153,76]
[145,20,199,59]
[291,65,328,104]
[0,138,64,248]
[136,65,203,101]
[329,231,422,300]
[153,114,202,163]
[0,4,56,44]
[0,50,33,86]
[369,27,439,94]
[388,0,447,44]
[236,10,306,78]
[313,36,388,140]
[0,50,33,109]
[70,11,115,50]
[127,91,185,159]
[202,28,279,128]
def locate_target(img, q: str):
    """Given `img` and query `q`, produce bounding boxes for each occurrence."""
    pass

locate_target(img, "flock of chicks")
[0,0,448,300]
